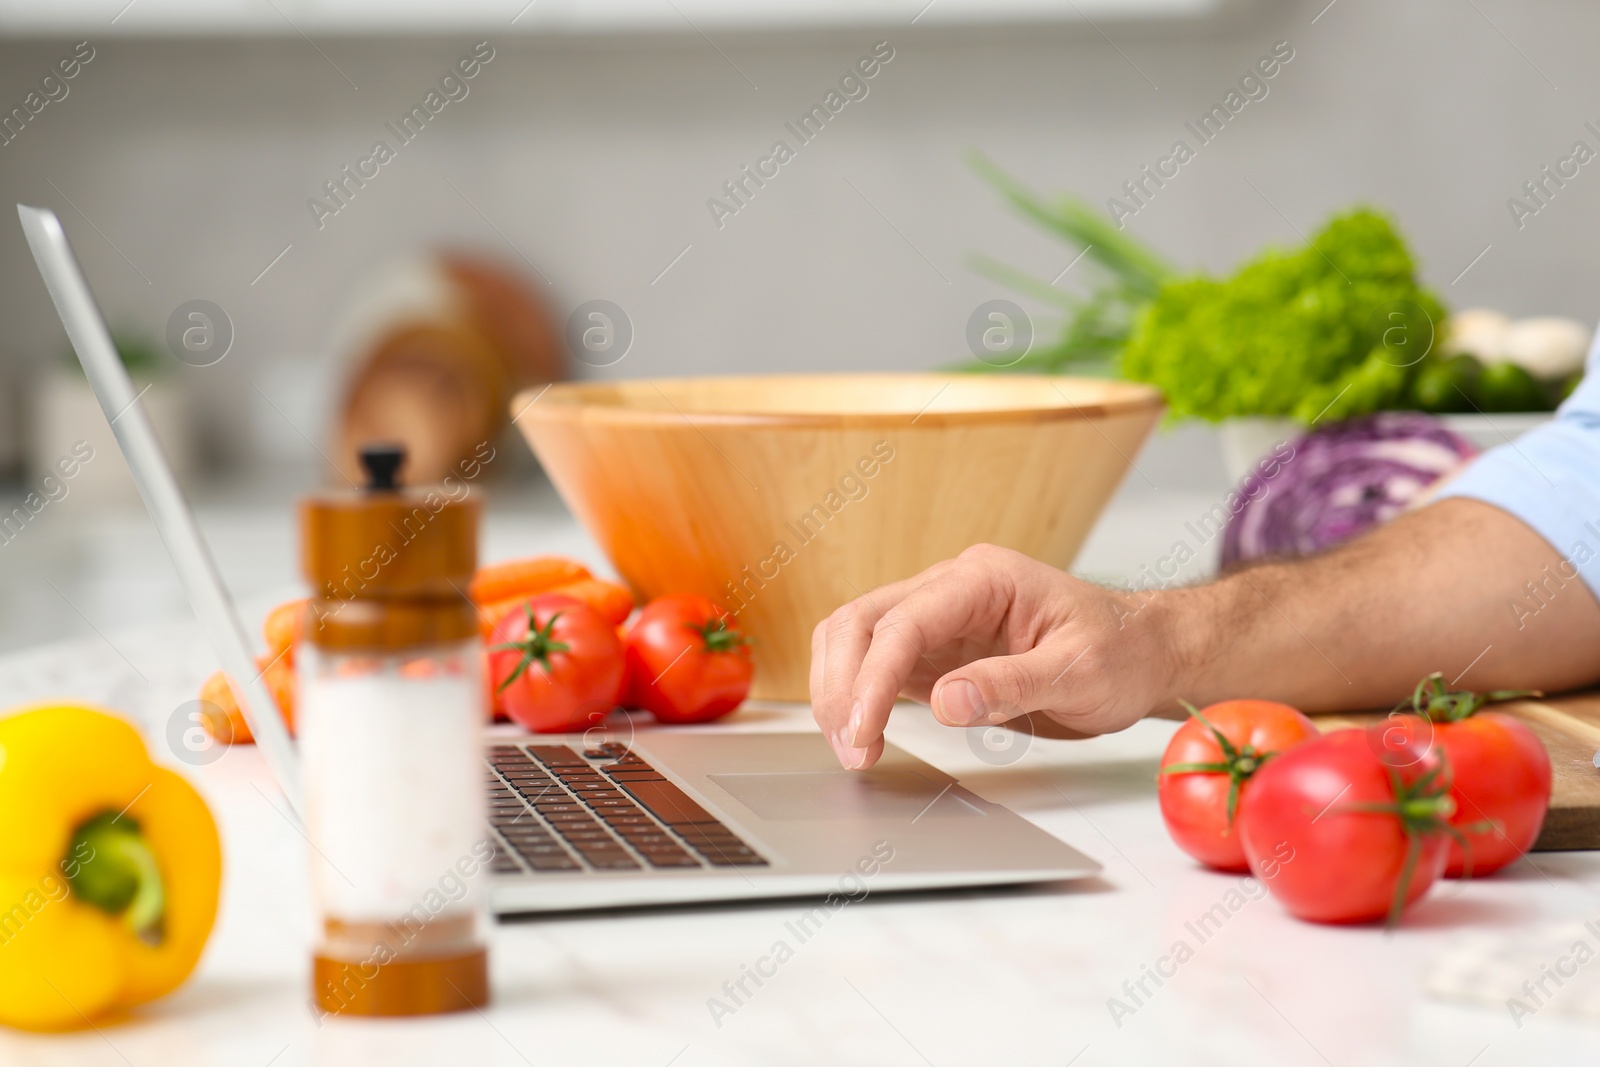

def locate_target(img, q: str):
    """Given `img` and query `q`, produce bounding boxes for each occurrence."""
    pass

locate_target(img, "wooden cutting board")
[1315,694,1600,851]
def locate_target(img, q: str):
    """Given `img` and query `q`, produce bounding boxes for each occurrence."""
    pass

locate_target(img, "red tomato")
[1392,672,1552,877]
[1436,713,1550,876]
[488,593,625,733]
[1157,699,1318,872]
[482,648,508,723]
[1238,721,1454,926]
[623,595,752,724]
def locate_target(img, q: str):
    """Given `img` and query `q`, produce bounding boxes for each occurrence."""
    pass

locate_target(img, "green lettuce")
[965,156,1447,423]
[1119,209,1445,422]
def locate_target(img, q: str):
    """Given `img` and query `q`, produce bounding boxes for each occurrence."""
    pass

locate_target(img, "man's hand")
[809,500,1600,771]
[809,544,1185,770]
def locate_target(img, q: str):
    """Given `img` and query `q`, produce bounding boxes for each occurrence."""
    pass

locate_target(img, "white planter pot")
[1434,411,1552,453]
[28,371,196,507]
[1216,417,1299,484]
[1216,411,1555,485]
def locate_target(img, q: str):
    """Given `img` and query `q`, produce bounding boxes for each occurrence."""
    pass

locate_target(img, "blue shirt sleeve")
[1433,330,1600,600]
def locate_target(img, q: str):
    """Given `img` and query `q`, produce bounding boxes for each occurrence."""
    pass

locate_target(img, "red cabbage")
[1222,413,1478,566]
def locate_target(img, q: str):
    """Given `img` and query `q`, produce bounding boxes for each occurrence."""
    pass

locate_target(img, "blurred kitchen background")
[0,0,1594,654]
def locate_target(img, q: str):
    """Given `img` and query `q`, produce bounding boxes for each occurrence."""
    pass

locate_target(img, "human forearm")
[812,499,1600,771]
[1160,497,1600,712]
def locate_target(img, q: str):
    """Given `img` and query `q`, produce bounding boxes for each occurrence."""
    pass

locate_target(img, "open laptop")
[17,203,1099,913]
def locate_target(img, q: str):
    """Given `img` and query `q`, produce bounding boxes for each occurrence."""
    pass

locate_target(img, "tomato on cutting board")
[624,595,753,724]
[1399,673,1551,877]
[1238,720,1455,926]
[1157,699,1318,872]
[488,593,625,733]
[1436,716,1550,875]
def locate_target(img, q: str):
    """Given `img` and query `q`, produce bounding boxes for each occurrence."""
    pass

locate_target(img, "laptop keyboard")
[485,742,768,876]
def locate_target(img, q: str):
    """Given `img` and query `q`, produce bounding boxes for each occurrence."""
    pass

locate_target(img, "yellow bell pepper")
[0,704,221,1031]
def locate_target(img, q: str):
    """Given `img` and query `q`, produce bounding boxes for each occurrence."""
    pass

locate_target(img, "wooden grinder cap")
[300,443,479,652]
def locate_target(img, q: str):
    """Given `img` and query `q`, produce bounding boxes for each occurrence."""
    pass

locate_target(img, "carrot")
[549,578,635,627]
[199,654,297,746]
[199,669,251,745]
[478,594,533,640]
[263,598,308,661]
[476,578,635,639]
[469,556,590,605]
[262,654,297,734]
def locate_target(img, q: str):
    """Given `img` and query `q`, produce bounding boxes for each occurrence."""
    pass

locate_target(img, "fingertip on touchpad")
[708,770,984,821]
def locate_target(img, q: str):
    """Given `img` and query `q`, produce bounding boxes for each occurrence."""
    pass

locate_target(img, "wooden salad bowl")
[513,374,1164,700]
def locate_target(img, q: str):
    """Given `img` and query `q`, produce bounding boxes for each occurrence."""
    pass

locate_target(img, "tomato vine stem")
[1159,700,1282,829]
[1400,672,1540,723]
[491,606,572,693]
[686,615,748,654]
[1330,755,1459,928]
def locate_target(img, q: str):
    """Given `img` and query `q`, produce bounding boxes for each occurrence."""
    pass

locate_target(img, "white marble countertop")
[1,614,1599,1066]
[1,425,1597,1064]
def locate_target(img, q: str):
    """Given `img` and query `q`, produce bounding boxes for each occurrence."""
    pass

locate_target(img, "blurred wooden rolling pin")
[328,253,563,485]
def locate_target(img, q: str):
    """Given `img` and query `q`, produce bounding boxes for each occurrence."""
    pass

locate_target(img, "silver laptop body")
[18,203,1100,914]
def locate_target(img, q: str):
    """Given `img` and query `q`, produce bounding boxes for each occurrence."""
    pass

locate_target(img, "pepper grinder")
[298,443,490,1017]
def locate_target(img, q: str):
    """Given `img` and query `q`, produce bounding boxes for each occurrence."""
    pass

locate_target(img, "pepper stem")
[65,812,166,946]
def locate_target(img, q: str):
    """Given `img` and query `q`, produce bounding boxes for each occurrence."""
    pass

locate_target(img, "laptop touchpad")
[708,770,983,821]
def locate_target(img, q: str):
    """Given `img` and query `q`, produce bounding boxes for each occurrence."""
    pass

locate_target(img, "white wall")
[0,0,1595,469]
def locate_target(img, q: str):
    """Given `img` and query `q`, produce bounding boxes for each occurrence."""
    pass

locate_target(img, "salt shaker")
[298,443,490,1018]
